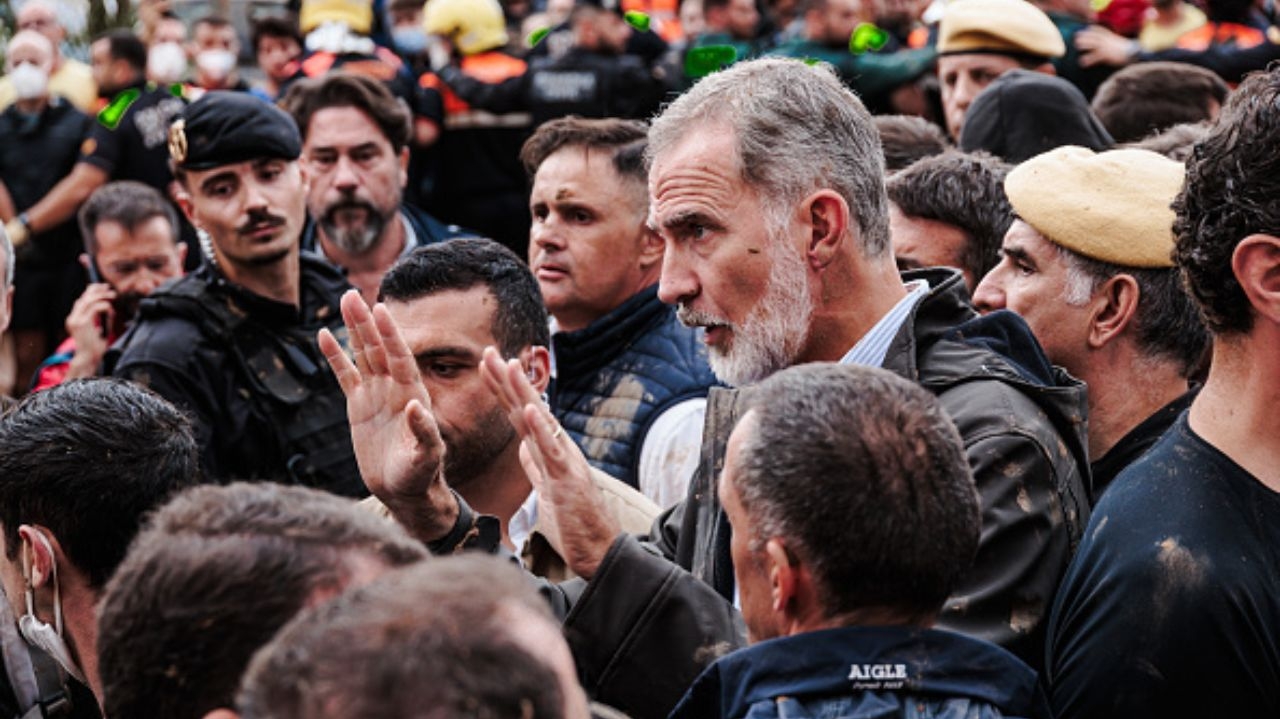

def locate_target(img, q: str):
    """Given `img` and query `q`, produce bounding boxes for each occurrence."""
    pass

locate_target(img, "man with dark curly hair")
[1044,67,1280,719]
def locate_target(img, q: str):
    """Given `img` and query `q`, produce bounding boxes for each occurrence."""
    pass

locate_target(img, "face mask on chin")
[17,530,87,685]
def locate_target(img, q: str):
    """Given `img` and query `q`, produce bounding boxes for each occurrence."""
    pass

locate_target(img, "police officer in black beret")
[109,91,365,497]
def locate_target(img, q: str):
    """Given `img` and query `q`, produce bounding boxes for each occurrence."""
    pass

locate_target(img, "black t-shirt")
[80,82,185,191]
[0,99,92,265]
[1089,388,1197,502]
[1046,412,1280,718]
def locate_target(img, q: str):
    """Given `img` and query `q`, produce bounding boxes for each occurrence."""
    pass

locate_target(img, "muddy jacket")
[541,269,1089,719]
[670,626,1050,719]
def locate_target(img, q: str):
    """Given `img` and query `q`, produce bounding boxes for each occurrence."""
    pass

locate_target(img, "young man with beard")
[329,58,1089,718]
[33,182,187,390]
[282,73,468,305]
[331,238,657,577]
[111,92,363,497]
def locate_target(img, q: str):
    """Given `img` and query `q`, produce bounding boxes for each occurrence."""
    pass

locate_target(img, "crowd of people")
[0,0,1275,716]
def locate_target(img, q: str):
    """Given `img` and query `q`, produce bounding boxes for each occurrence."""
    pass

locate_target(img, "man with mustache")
[282,73,468,305]
[33,182,186,390]
[111,91,364,497]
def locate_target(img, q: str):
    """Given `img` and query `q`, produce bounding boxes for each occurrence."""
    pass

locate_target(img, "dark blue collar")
[676,626,1045,718]
[551,284,666,378]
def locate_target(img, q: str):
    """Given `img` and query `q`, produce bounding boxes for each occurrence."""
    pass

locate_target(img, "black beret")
[168,91,302,171]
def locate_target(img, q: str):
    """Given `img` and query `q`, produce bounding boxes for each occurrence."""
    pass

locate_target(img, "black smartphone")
[85,259,109,338]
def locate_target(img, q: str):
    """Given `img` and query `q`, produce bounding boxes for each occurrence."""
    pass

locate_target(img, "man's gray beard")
[680,237,813,387]
[319,204,391,255]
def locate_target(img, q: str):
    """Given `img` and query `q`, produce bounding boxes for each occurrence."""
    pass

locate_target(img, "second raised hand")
[479,346,621,578]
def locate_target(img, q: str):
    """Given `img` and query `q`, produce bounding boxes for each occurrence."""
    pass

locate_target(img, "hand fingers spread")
[341,291,373,375]
[523,403,574,482]
[353,302,390,377]
[319,327,360,395]
[373,303,420,387]
[480,347,521,413]
[504,357,544,408]
[406,398,441,447]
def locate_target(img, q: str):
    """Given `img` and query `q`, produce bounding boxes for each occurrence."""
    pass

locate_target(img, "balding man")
[973,147,1207,500]
[0,1,96,112]
[936,0,1064,138]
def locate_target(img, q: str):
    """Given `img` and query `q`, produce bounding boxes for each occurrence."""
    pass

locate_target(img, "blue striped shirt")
[838,280,929,368]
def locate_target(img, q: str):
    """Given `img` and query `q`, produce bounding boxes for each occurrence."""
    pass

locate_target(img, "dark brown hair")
[281,72,414,151]
[1174,67,1280,335]
[520,115,648,184]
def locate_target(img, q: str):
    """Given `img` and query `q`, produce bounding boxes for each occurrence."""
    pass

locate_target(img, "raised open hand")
[320,290,458,543]
[480,346,620,578]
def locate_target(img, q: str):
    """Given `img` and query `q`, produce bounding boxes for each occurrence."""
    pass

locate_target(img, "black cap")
[958,70,1114,164]
[168,91,302,171]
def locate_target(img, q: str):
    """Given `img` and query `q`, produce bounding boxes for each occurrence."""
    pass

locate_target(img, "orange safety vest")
[420,52,528,121]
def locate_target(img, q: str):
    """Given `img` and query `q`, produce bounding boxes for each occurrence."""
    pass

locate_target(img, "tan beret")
[938,0,1066,59]
[1005,146,1185,268]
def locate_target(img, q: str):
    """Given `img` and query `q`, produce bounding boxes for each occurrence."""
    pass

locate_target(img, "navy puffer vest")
[550,286,719,487]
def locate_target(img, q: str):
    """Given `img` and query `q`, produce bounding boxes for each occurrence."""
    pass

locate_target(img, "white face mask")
[8,62,48,101]
[17,531,86,685]
[147,42,189,85]
[195,49,237,80]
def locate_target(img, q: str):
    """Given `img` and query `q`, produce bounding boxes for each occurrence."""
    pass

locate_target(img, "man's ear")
[803,190,849,271]
[637,225,664,270]
[1087,273,1140,350]
[519,345,553,394]
[1233,234,1280,326]
[17,525,56,590]
[173,187,196,226]
[398,145,410,188]
[1033,61,1057,77]
[764,538,797,616]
